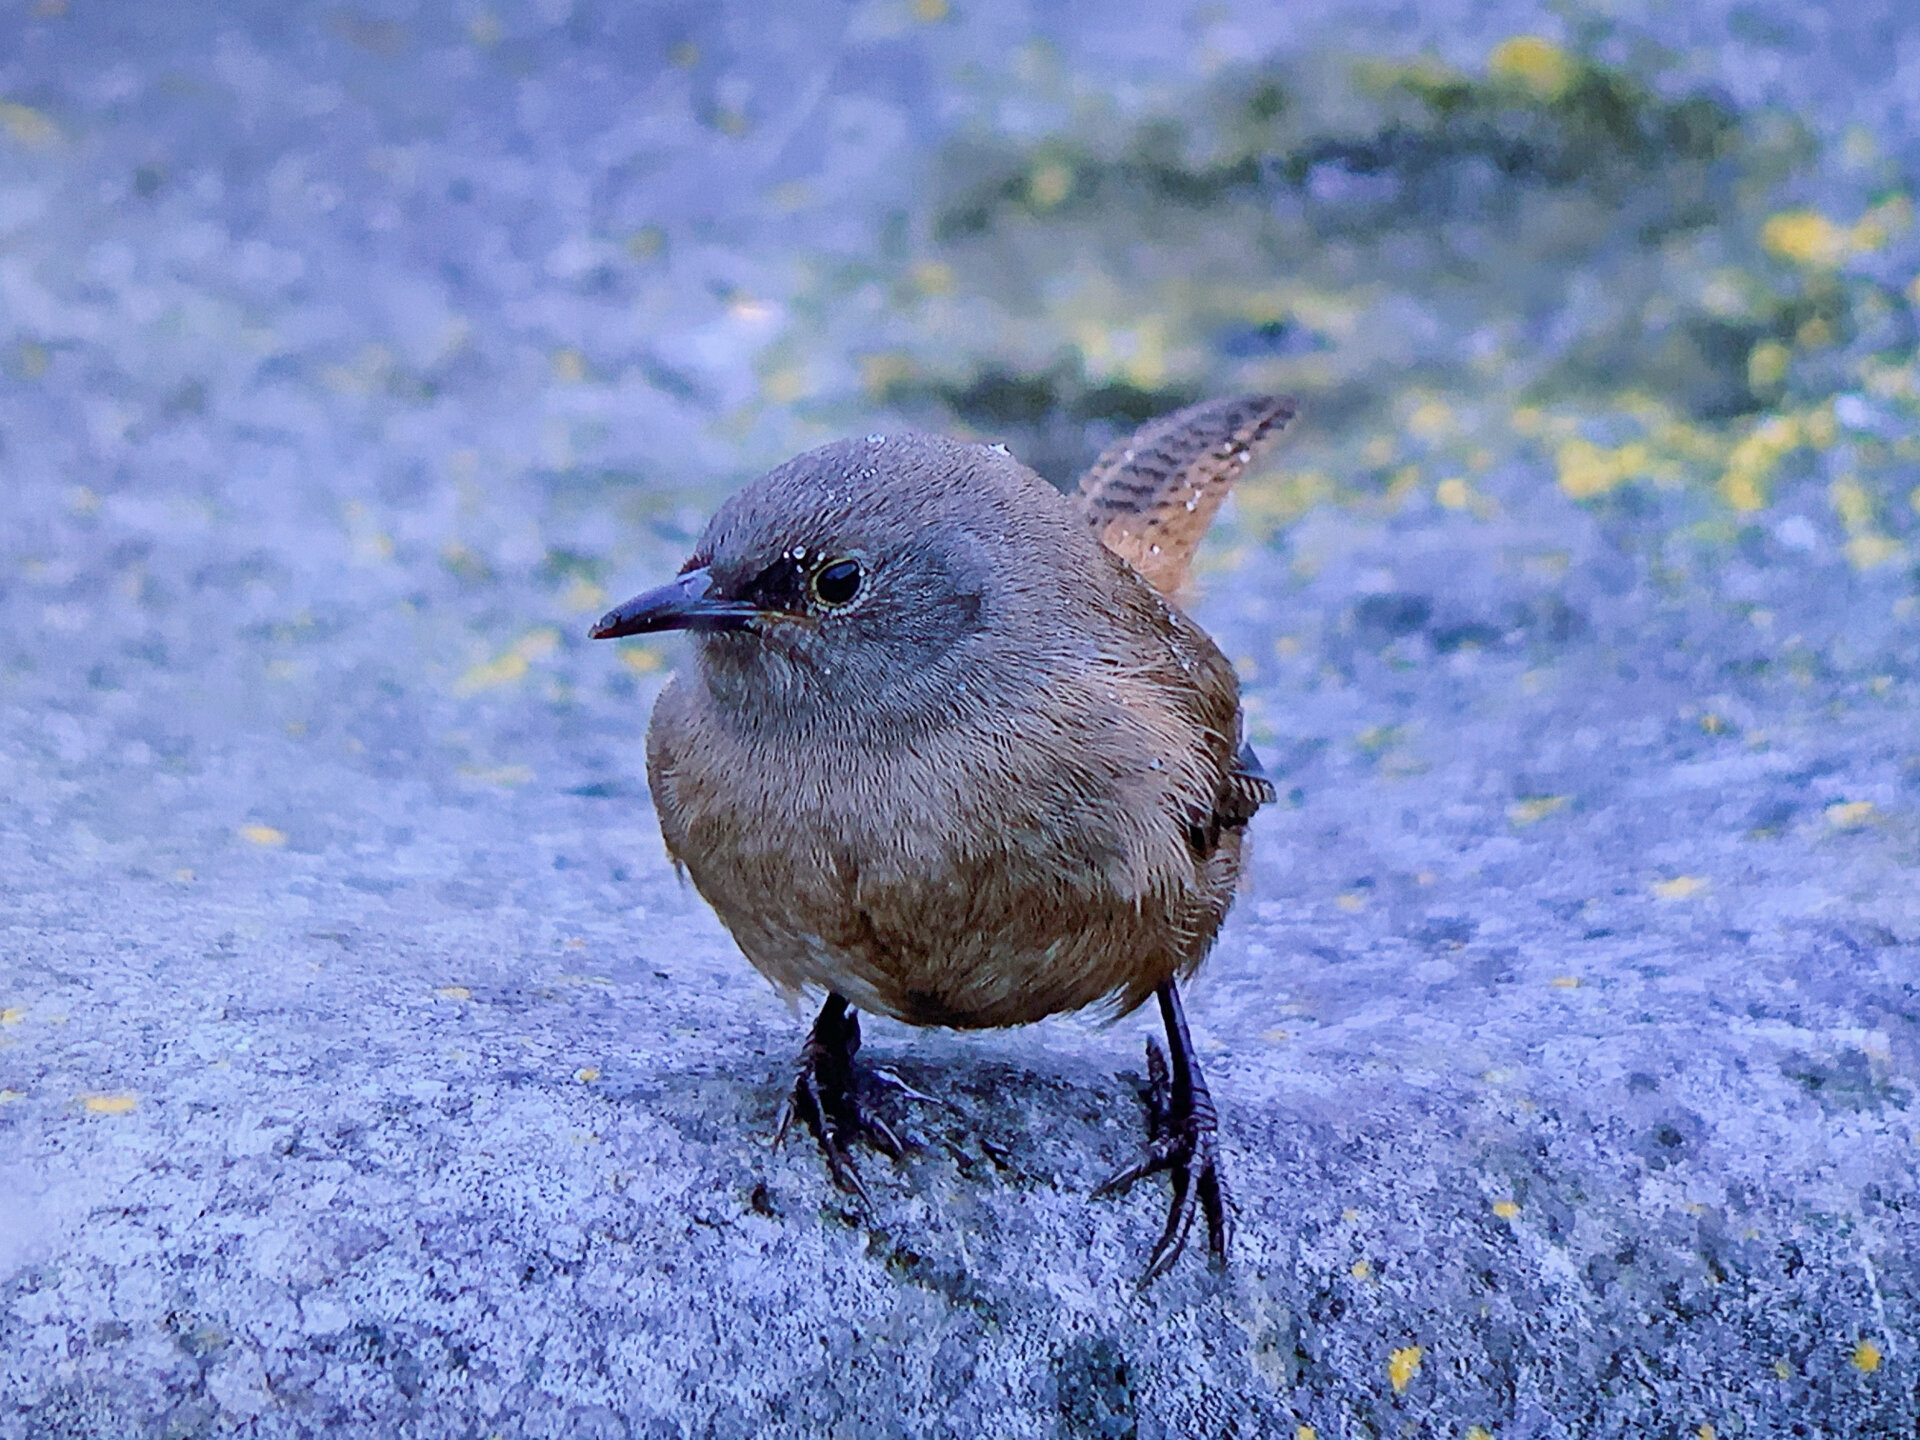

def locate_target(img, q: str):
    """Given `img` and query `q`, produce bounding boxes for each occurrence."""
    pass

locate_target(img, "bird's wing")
[1073,394,1296,597]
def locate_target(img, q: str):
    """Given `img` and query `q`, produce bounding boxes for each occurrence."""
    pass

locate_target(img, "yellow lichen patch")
[82,1094,137,1115]
[574,1067,601,1083]
[1296,1428,1317,1440]
[1388,1345,1423,1393]
[1652,875,1707,900]
[1832,477,1881,531]
[619,645,664,675]
[1774,1359,1793,1380]
[1239,470,1333,531]
[1027,160,1073,209]
[1848,196,1910,253]
[1796,316,1834,349]
[1492,1200,1520,1220]
[1468,1429,1494,1440]
[435,986,473,1001]
[1846,534,1903,570]
[1075,320,1168,390]
[1698,1426,1717,1440]
[1408,400,1454,439]
[912,0,949,20]
[0,101,59,146]
[1802,406,1839,451]
[1762,210,1851,268]
[859,352,916,397]
[1549,975,1581,989]
[912,261,955,295]
[1853,1339,1882,1374]
[1336,892,1368,913]
[0,1089,22,1104]
[1350,1258,1372,1279]
[1488,36,1576,102]
[1508,795,1568,826]
[456,628,560,696]
[1825,801,1876,830]
[1556,439,1648,500]
[1719,414,1802,512]
[1436,477,1472,510]
[1748,340,1790,391]
[1356,725,1401,755]
[1,1006,25,1025]
[239,824,287,848]
[763,365,808,404]
[1828,478,1904,570]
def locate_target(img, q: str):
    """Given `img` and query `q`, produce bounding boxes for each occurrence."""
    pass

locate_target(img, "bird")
[590,395,1295,1282]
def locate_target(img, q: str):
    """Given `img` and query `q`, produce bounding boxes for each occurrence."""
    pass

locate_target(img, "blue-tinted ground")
[2,2,1918,1436]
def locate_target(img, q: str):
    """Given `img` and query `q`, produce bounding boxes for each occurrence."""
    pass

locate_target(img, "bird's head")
[591,433,1090,735]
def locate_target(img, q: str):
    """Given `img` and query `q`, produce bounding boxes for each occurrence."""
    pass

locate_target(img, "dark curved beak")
[588,567,760,639]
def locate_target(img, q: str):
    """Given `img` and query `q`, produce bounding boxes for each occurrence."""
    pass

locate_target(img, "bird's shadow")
[612,1042,1152,1205]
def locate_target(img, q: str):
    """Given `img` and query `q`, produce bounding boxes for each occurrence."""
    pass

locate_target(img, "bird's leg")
[1095,980,1233,1284]
[775,992,905,1207]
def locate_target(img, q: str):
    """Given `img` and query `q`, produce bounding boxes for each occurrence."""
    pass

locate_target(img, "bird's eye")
[811,558,862,608]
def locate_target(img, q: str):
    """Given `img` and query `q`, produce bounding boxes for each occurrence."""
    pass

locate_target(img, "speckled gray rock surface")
[2,3,1918,1437]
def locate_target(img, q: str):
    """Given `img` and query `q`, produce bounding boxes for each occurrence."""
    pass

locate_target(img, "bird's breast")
[645,667,1234,1027]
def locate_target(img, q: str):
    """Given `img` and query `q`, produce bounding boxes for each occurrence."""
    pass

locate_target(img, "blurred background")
[3,2,1919,1435]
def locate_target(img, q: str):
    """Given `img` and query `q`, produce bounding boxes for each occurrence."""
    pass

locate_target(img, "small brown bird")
[591,396,1294,1281]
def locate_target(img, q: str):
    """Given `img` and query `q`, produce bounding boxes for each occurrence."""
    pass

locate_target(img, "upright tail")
[1071,394,1296,597]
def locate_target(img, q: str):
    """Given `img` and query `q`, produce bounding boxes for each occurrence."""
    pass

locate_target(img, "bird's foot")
[1095,1036,1232,1285]
[774,994,905,1209]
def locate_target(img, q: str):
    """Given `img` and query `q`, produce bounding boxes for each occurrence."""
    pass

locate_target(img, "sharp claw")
[1094,1136,1179,1198]
[1199,1168,1231,1263]
[867,1114,906,1160]
[825,1145,873,1211]
[870,1067,942,1106]
[1142,1166,1199,1286]
[773,1096,796,1150]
